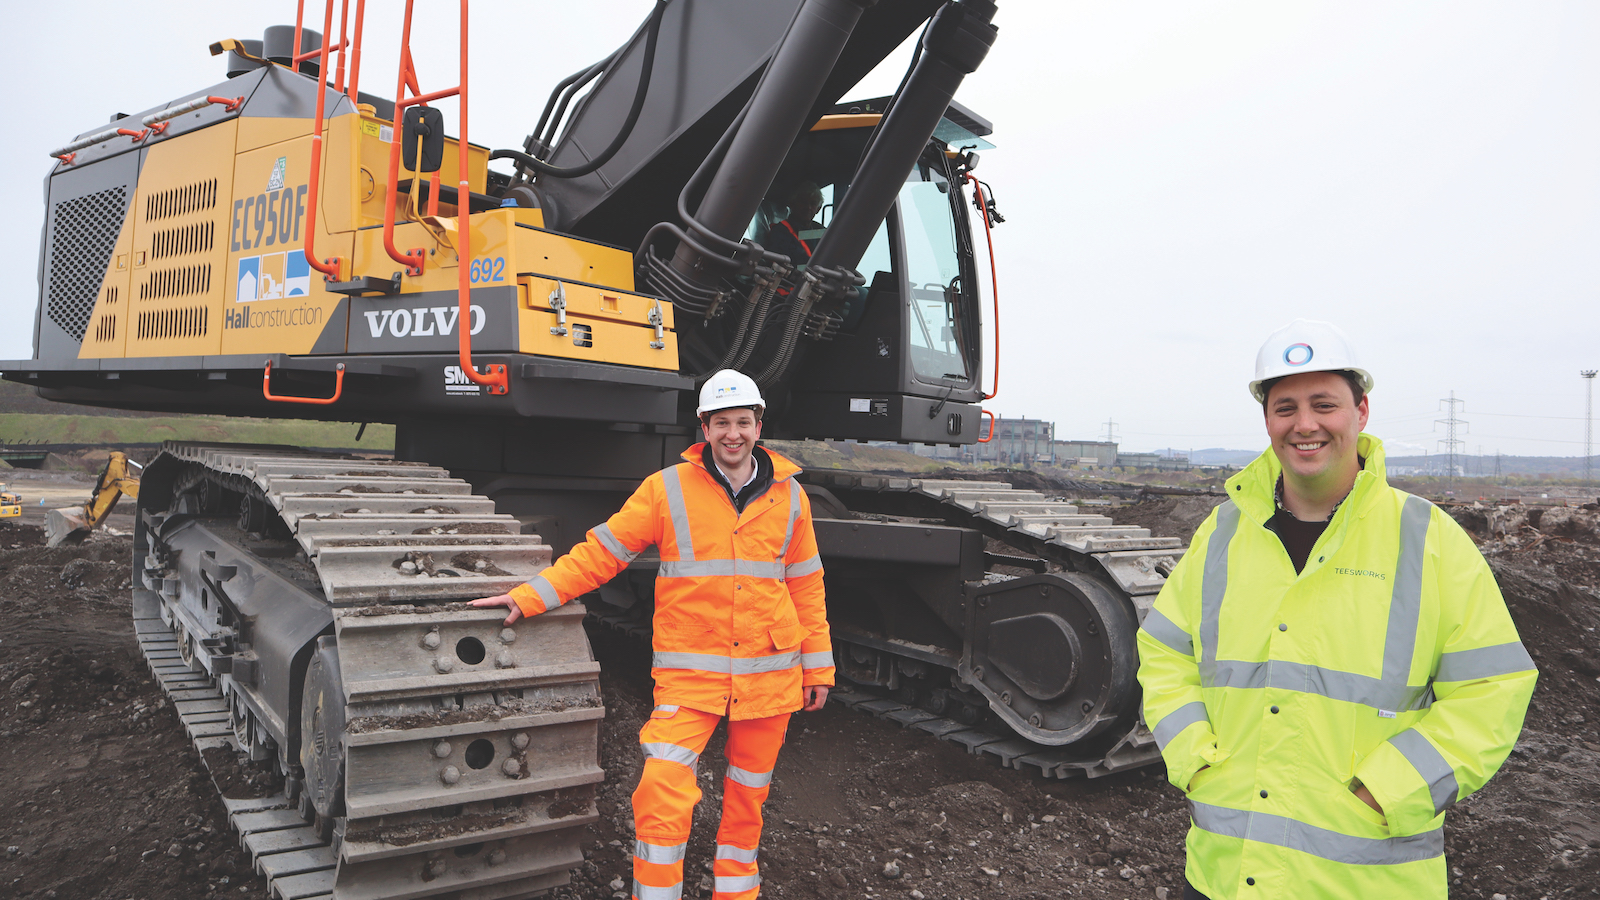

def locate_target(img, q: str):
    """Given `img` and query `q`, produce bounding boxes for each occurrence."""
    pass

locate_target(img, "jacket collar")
[681,442,802,483]
[1226,433,1388,527]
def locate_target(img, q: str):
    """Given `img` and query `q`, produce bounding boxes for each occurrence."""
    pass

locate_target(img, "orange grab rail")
[977,409,997,443]
[262,361,345,405]
[966,172,999,401]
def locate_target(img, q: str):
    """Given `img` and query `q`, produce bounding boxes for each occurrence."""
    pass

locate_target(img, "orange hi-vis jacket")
[509,444,834,720]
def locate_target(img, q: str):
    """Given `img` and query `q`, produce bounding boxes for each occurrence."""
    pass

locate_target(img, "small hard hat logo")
[1282,343,1314,367]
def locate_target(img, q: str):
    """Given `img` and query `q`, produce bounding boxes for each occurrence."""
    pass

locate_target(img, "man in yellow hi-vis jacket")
[1137,320,1536,900]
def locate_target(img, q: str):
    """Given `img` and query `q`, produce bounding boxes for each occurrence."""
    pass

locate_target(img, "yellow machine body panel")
[219,129,352,357]
[78,120,239,359]
[518,275,677,369]
[71,103,675,371]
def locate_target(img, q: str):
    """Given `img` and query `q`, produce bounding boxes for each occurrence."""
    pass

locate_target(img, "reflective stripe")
[652,650,802,675]
[1436,641,1536,682]
[1189,800,1444,865]
[632,879,683,900]
[641,742,700,771]
[1198,501,1239,685]
[800,650,834,670]
[1141,608,1193,657]
[662,465,695,562]
[1152,701,1210,751]
[1388,728,1458,817]
[715,843,761,863]
[653,705,679,714]
[1198,495,1436,711]
[593,523,640,564]
[634,840,688,865]
[725,765,773,789]
[778,479,802,558]
[784,554,823,579]
[1208,659,1433,712]
[1382,496,1434,686]
[527,575,562,612]
[657,559,786,579]
[714,874,761,893]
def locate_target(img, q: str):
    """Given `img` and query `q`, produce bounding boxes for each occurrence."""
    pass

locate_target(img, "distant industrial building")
[967,417,1055,467]
[1054,440,1118,468]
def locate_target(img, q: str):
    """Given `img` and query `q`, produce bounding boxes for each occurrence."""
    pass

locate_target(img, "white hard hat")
[1249,319,1374,403]
[697,369,765,416]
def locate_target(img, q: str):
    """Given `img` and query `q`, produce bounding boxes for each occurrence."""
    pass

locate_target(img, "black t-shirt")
[1264,459,1362,573]
[1265,510,1327,574]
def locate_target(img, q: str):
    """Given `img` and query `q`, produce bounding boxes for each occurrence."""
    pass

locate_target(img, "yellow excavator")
[45,451,141,546]
[0,484,20,525]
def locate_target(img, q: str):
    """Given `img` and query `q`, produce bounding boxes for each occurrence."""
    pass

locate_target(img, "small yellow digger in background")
[46,451,141,547]
[0,485,21,525]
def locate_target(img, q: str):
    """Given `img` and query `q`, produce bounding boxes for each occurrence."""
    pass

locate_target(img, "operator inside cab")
[763,181,826,263]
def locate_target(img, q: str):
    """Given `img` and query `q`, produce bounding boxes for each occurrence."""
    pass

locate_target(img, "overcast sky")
[5,2,1595,457]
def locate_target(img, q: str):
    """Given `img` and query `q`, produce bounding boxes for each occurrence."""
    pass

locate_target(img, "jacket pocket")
[769,623,805,651]
[1186,761,1224,798]
[1338,782,1390,831]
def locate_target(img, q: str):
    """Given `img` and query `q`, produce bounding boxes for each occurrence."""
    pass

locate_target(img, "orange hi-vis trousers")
[632,705,789,900]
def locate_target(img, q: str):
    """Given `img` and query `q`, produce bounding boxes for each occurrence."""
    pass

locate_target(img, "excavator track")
[588,470,1191,780]
[131,442,603,900]
[805,471,1190,778]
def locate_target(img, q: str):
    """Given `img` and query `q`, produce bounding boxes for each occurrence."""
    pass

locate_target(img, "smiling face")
[702,406,762,476]
[1265,370,1370,495]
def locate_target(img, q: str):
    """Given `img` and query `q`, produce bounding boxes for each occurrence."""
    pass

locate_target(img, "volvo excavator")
[7,1,1188,897]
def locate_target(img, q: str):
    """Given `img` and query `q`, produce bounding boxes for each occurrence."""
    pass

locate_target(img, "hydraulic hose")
[533,53,614,149]
[490,0,666,180]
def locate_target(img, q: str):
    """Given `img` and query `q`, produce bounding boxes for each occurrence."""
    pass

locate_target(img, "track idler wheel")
[299,636,347,845]
[961,572,1139,746]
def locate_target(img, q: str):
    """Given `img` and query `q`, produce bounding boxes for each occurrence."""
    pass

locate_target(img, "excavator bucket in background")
[45,452,141,548]
[45,507,93,547]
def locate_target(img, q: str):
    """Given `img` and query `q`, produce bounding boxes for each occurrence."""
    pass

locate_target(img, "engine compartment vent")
[46,186,129,342]
[137,306,210,341]
[145,179,219,222]
[139,263,213,301]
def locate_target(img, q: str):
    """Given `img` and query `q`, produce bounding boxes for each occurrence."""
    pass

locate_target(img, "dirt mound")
[1109,497,1228,543]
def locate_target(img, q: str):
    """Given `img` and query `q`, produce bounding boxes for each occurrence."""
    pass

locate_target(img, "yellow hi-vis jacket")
[509,444,833,721]
[1137,434,1535,899]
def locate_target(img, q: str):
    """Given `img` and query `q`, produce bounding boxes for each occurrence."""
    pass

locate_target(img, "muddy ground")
[1,497,1597,900]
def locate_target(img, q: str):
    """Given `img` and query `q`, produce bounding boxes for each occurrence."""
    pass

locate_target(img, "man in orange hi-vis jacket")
[472,368,833,900]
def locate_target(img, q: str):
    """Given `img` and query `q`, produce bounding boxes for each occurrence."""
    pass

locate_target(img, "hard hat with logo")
[1249,319,1373,403]
[697,369,766,416]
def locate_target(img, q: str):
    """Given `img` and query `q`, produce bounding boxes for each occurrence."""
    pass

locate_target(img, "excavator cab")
[751,107,994,443]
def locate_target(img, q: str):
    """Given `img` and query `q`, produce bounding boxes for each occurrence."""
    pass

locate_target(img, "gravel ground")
[1,497,1596,900]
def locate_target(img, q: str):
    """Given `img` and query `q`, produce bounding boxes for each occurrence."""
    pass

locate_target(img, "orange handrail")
[376,0,506,395]
[967,172,999,401]
[978,409,997,443]
[347,0,367,102]
[263,361,345,405]
[380,15,428,273]
[299,0,343,282]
